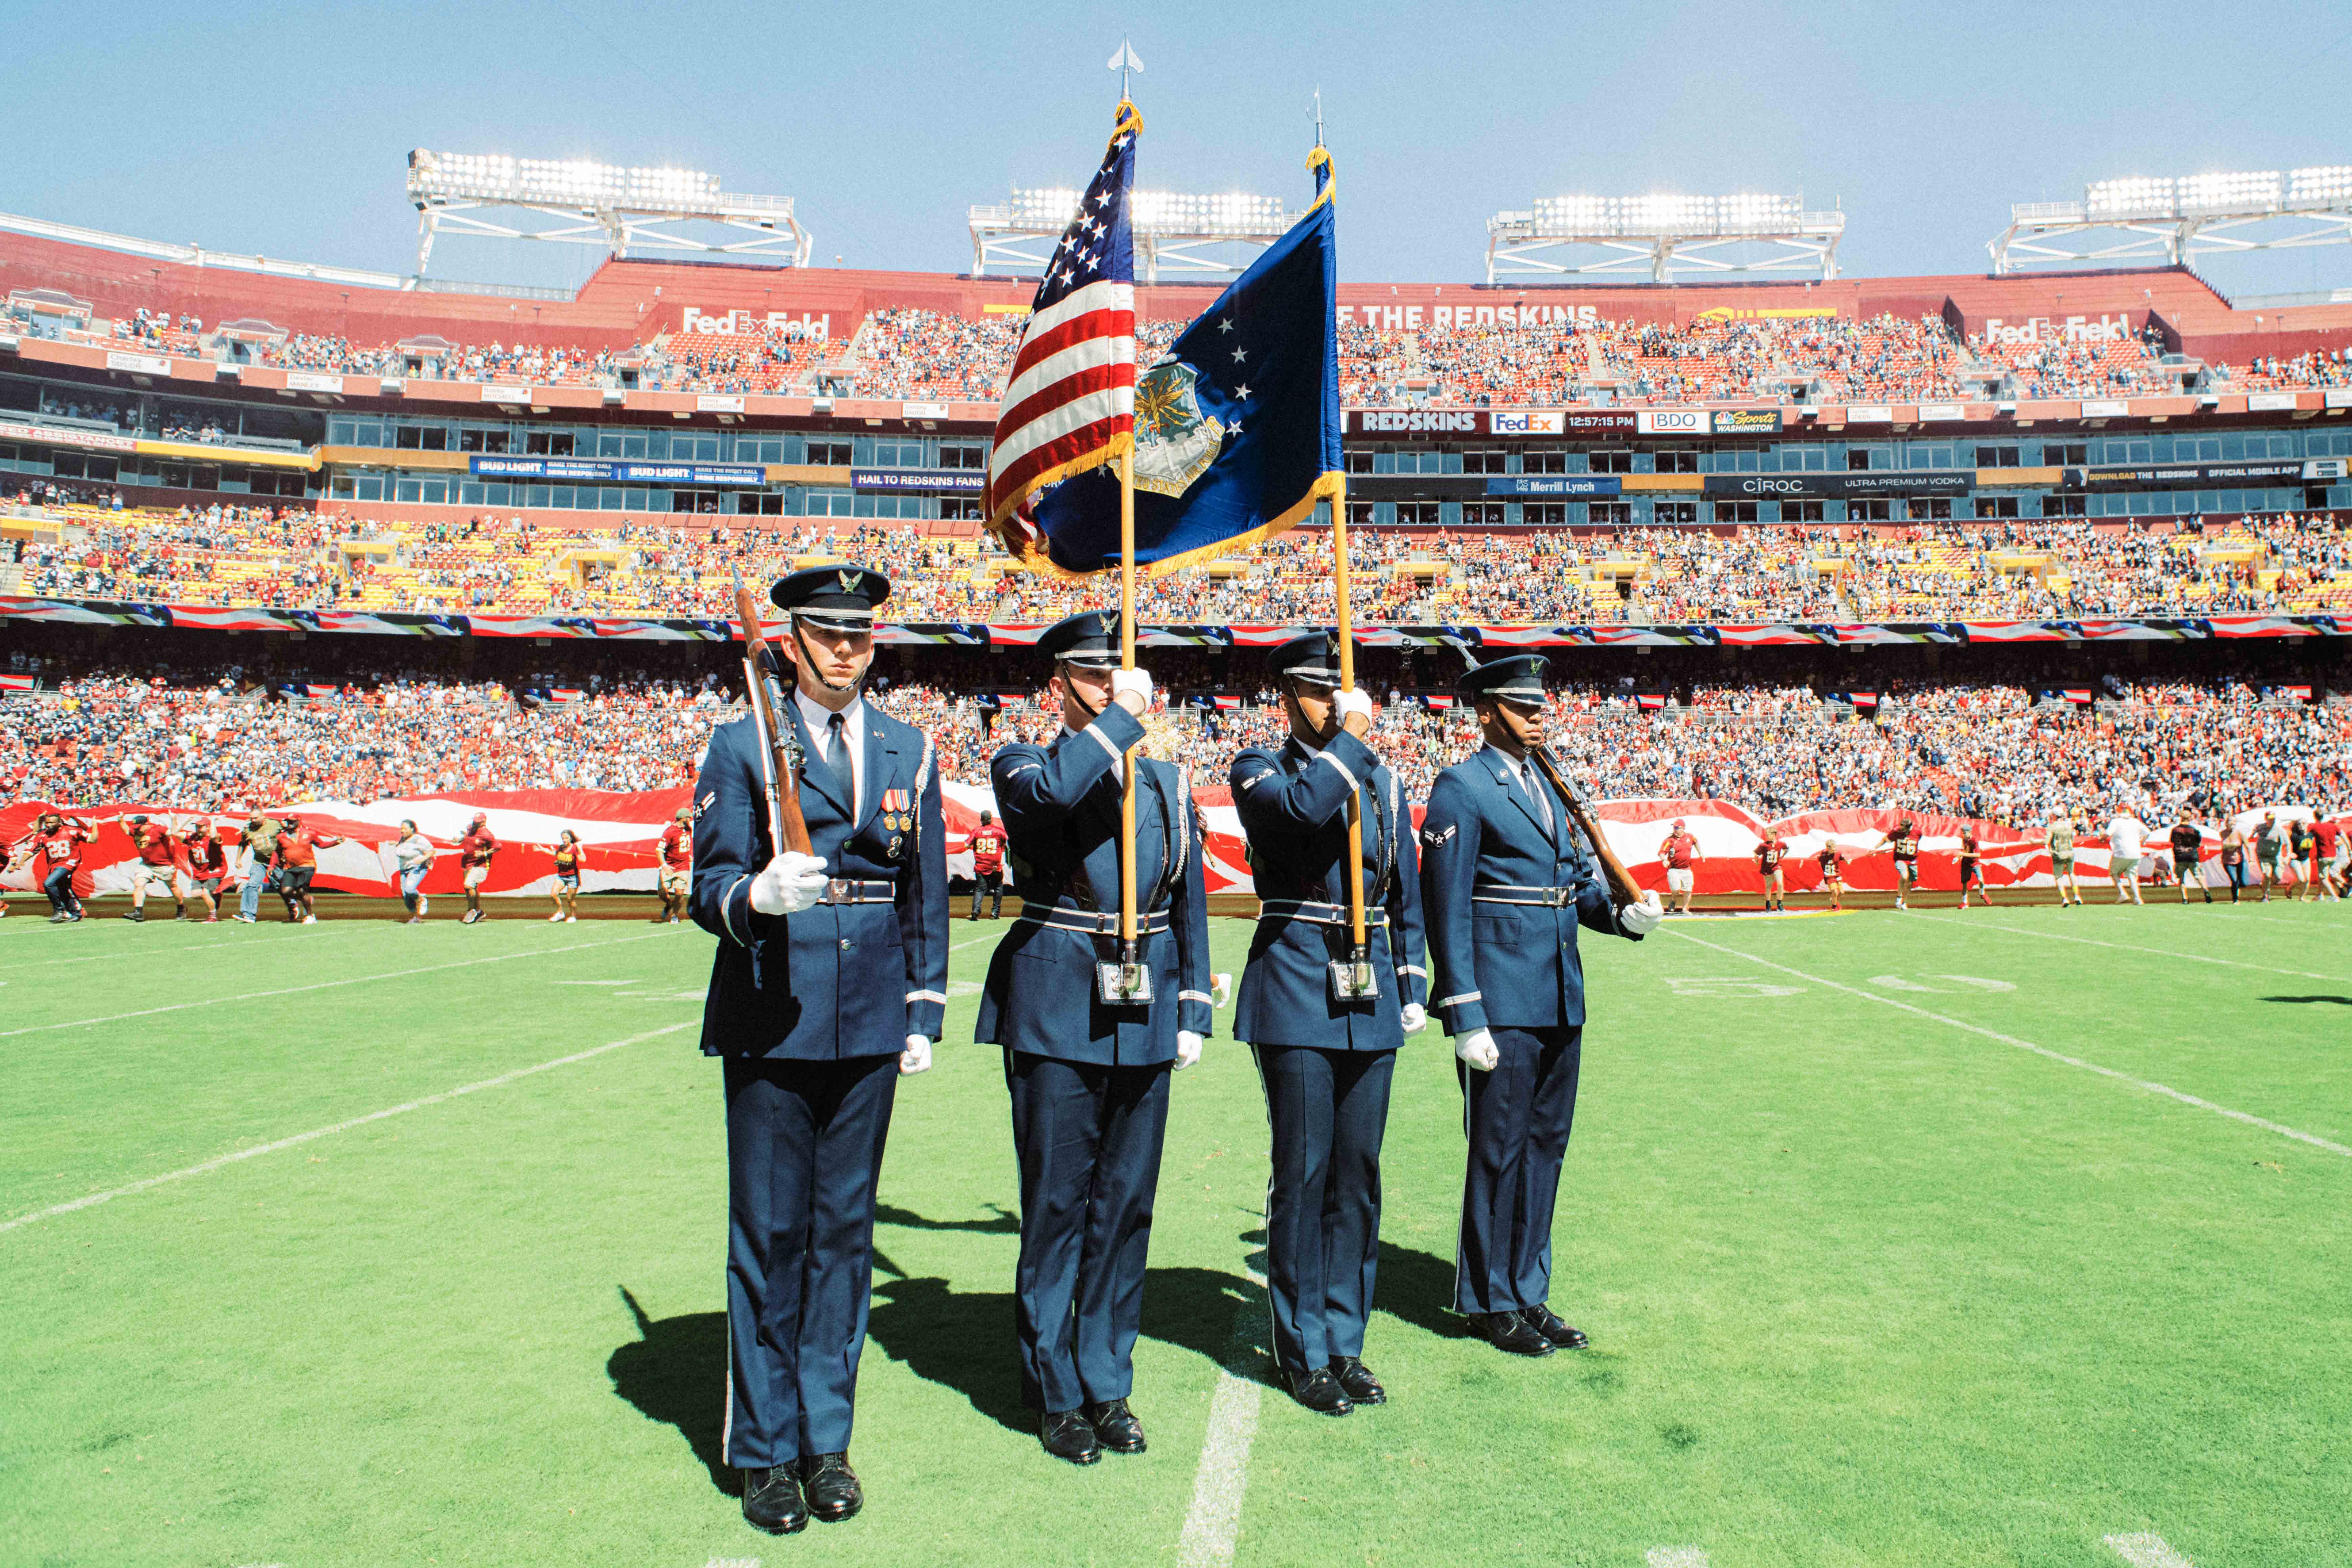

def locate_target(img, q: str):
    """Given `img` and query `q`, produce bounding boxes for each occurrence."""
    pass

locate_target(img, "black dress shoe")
[797,1452,862,1522]
[1520,1305,1589,1349]
[1041,1408,1102,1465]
[740,1467,808,1535]
[1467,1310,1556,1357]
[1285,1367,1354,1416]
[1329,1356,1386,1405]
[1084,1397,1146,1454]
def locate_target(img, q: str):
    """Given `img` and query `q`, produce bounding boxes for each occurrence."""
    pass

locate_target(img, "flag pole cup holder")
[1328,954,1379,1002]
[1098,956,1154,1005]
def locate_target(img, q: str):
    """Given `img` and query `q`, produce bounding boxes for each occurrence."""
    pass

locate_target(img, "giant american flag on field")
[985,101,1139,560]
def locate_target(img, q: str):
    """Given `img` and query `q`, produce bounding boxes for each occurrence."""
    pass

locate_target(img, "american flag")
[986,103,1139,548]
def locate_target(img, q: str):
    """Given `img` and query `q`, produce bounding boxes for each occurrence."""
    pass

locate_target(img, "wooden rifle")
[1525,742,1646,910]
[733,577,813,857]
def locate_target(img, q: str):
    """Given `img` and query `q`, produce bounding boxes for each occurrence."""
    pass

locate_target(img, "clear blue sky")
[8,0,2351,297]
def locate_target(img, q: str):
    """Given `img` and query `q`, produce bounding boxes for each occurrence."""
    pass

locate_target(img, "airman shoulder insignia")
[1422,824,1457,848]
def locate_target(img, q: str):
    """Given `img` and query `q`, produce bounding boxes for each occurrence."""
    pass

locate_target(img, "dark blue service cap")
[1456,654,1550,703]
[771,564,891,629]
[1036,608,1126,669]
[1267,630,1347,687]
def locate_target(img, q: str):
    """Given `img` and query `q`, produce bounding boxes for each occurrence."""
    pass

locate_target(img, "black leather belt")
[818,878,897,905]
[1472,882,1580,907]
[1016,906,1174,936]
[1257,899,1389,927]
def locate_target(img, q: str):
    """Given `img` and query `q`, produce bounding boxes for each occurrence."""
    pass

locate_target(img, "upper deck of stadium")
[6,213,2352,430]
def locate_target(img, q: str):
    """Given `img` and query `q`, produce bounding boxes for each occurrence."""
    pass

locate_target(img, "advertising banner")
[2079,400,2130,418]
[1487,475,1623,497]
[1635,409,1711,436]
[467,456,766,486]
[851,468,989,494]
[2062,459,2307,491]
[1489,410,1566,436]
[285,372,346,394]
[1711,409,1784,435]
[1701,470,1975,498]
[478,384,533,402]
[2248,393,2301,412]
[0,418,138,454]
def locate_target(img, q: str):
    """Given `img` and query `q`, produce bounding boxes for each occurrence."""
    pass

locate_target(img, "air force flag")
[1022,149,1344,577]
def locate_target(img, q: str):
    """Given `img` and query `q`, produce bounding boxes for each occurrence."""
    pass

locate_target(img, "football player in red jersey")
[123,814,184,923]
[21,812,95,922]
[1752,826,1787,913]
[457,812,498,925]
[182,820,230,923]
[272,815,344,925]
[655,806,693,924]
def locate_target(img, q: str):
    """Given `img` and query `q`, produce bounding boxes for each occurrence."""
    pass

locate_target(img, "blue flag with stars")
[1023,149,1342,577]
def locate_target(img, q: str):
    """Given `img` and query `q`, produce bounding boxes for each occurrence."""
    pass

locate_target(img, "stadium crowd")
[11,491,2347,623]
[14,291,2352,405]
[7,657,2341,833]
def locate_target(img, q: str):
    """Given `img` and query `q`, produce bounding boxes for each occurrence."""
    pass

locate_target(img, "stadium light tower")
[1485,193,1844,283]
[406,150,812,277]
[1989,165,2352,273]
[969,185,1294,281]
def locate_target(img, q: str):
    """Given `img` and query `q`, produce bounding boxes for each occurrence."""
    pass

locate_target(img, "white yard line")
[1646,1549,1712,1568]
[14,925,379,967]
[1,1021,696,1234]
[1913,912,2352,986]
[0,932,663,1038]
[2105,1533,2195,1568]
[1664,928,2352,1159]
[1174,1265,1269,1568]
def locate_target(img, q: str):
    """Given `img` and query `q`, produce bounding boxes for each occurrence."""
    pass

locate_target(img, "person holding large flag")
[1230,632,1429,1416]
[976,609,1212,1465]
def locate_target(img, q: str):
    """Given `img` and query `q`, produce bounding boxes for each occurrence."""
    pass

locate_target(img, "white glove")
[749,850,829,916]
[1455,1027,1499,1072]
[1211,972,1233,1009]
[1618,891,1664,936]
[1110,667,1153,713]
[900,1035,932,1075]
[1334,687,1373,725]
[1174,1030,1204,1071]
[1399,1002,1428,1036]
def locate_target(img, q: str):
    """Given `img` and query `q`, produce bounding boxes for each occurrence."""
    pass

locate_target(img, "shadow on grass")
[608,1286,729,1494]
[2261,994,2352,1005]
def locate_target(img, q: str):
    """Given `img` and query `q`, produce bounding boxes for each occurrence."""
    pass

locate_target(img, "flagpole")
[1117,445,1141,985]
[1332,478,1370,974]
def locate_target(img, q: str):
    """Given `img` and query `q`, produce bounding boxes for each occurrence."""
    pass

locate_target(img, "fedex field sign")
[676,308,832,339]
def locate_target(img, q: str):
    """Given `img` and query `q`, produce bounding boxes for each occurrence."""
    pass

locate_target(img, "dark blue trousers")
[1253,1044,1396,1377]
[1454,1025,1581,1315]
[721,1053,899,1468]
[1004,1050,1171,1413]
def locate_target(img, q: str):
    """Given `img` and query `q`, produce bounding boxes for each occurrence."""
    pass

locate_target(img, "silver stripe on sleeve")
[1086,724,1125,763]
[722,875,751,946]
[1179,990,1213,1004]
[1434,990,1482,1008]
[1313,749,1360,789]
[905,989,947,1005]
[1399,964,1428,978]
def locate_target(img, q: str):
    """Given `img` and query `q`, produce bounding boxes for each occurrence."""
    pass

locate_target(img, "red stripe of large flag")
[984,103,1140,556]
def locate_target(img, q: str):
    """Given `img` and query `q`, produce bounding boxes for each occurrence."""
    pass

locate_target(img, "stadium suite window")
[1847,447,1891,471]
[1712,501,1758,525]
[807,441,853,467]
[525,431,577,457]
[1461,502,1506,526]
[1785,500,1826,523]
[1655,450,1697,474]
[940,444,986,470]
[2045,494,2087,517]
[1849,500,1890,522]
[1590,451,1633,474]
[1344,450,1374,474]
[1974,496,2021,519]
[1523,503,1567,526]
[1524,451,1567,475]
[1462,451,1506,475]
[459,428,512,454]
[1913,498,1953,520]
[1974,445,2021,468]
[394,425,449,452]
[1589,501,1633,526]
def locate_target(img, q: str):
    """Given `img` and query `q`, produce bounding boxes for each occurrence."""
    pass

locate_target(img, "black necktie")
[1520,762,1555,840]
[825,713,850,811]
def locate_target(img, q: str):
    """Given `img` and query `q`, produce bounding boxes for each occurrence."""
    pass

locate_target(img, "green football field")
[2,897,2348,1568]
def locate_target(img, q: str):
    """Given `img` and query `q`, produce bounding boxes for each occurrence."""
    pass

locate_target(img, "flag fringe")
[1135,469,1345,580]
[985,433,1136,581]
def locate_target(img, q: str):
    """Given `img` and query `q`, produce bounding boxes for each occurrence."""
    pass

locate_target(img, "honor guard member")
[1418,655,1660,1359]
[1229,633,1430,1416]
[975,609,1213,1467]
[690,564,949,1535]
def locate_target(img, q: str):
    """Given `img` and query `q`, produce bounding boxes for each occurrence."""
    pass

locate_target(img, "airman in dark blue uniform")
[1228,632,1428,1415]
[1418,655,1660,1359]
[690,566,949,1534]
[975,610,1213,1465]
